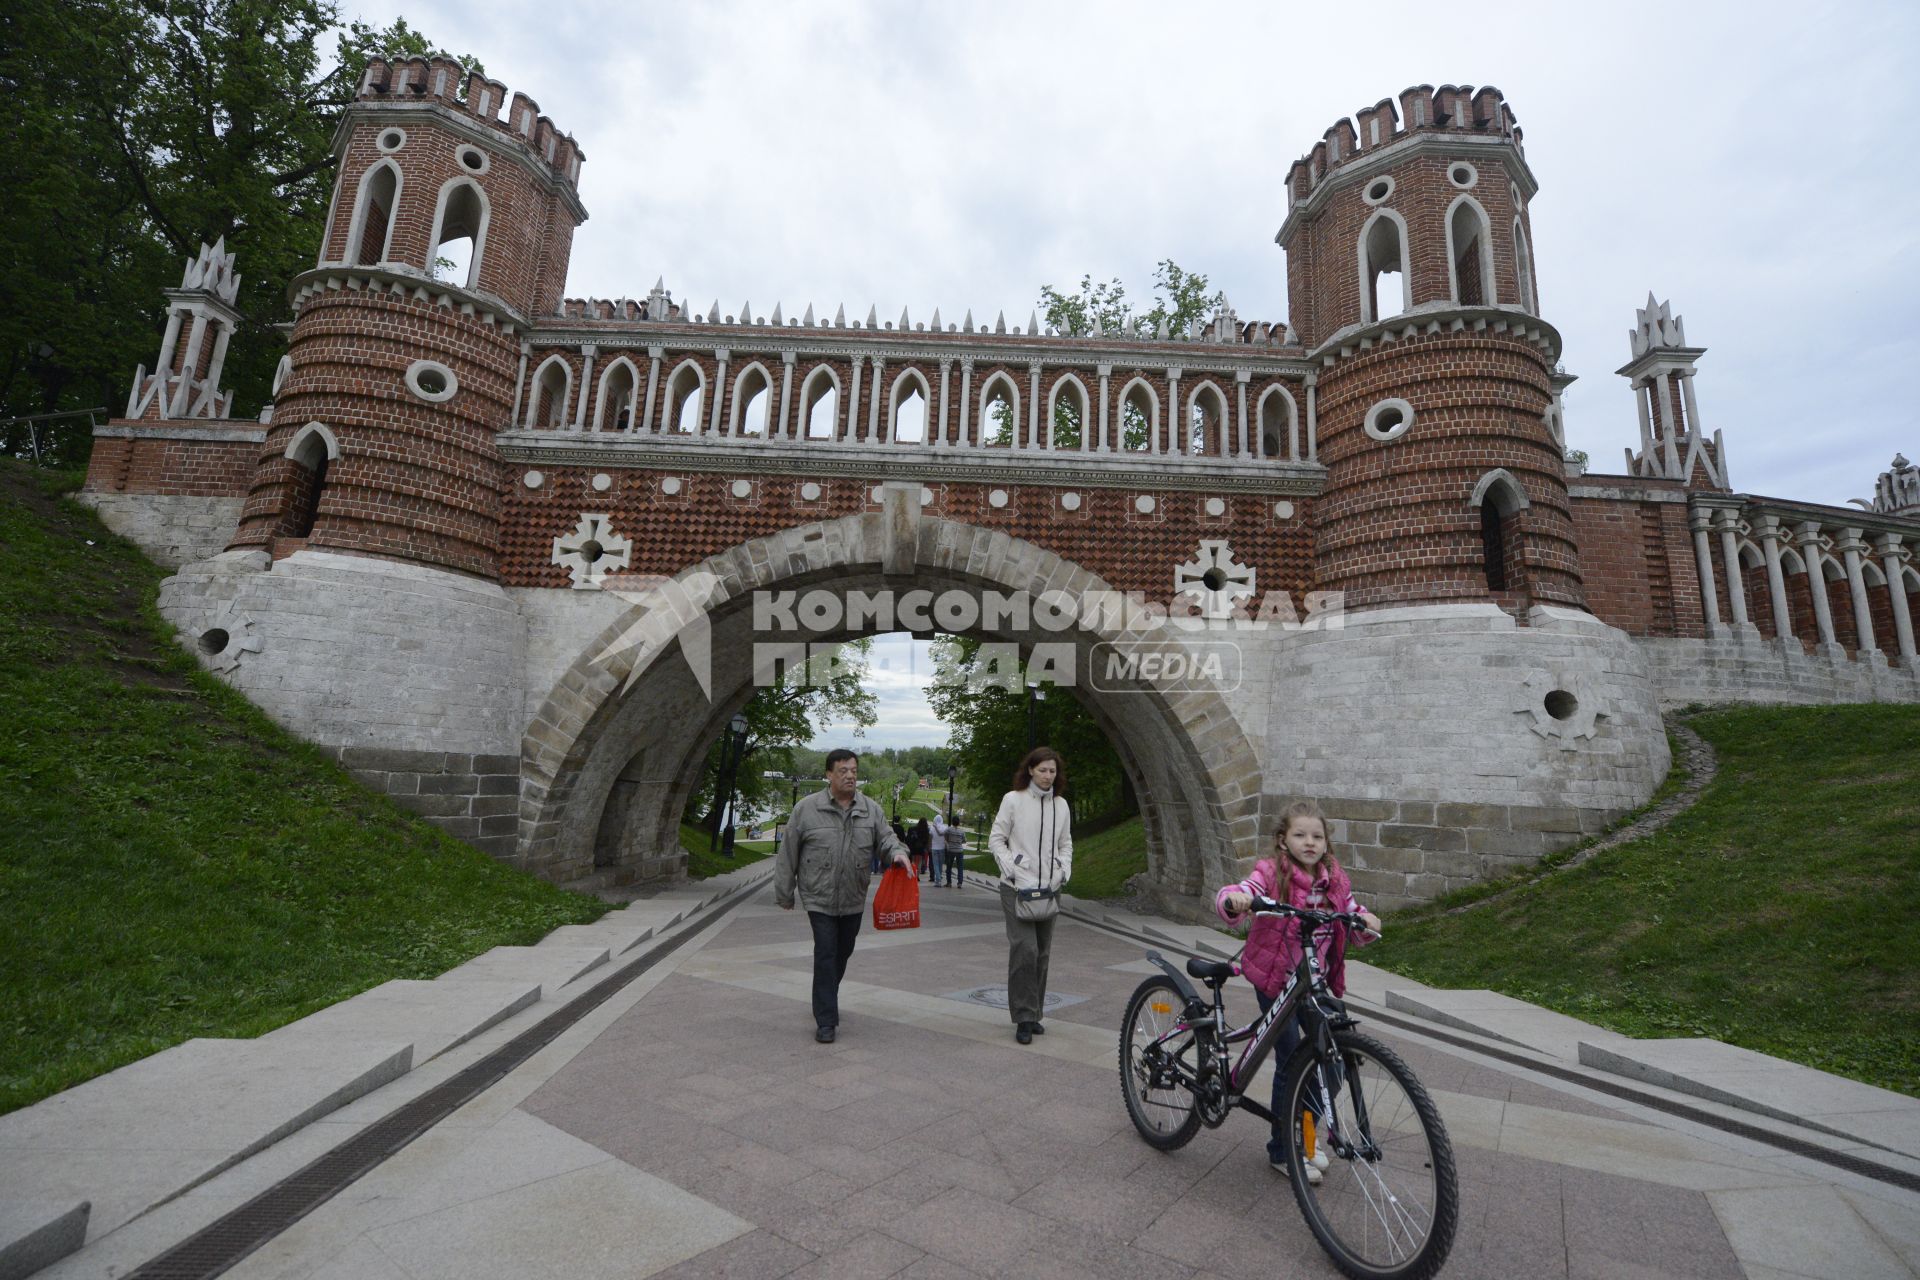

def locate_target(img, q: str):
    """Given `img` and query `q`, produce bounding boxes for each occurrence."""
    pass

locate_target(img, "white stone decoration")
[404,360,457,403]
[197,602,262,674]
[1135,495,1156,515]
[1447,161,1478,189]
[456,144,491,174]
[1175,540,1256,619]
[1362,175,1396,206]
[871,485,886,503]
[799,481,822,501]
[1273,501,1295,519]
[1205,497,1227,517]
[988,489,1009,509]
[376,127,406,153]
[523,470,544,489]
[1061,492,1082,512]
[591,473,612,492]
[1364,397,1415,442]
[919,487,935,505]
[552,513,633,589]
[660,477,683,495]
[1511,670,1602,748]
[731,479,753,498]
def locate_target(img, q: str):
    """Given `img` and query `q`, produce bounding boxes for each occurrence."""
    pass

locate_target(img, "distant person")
[908,817,933,880]
[774,749,910,1043]
[990,747,1073,1045]
[941,816,967,887]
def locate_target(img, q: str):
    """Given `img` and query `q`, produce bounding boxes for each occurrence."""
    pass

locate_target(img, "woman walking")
[989,747,1073,1045]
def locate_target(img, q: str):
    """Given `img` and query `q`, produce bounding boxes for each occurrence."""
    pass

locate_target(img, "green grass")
[680,821,774,879]
[0,463,609,1115]
[1364,704,1920,1097]
[1061,816,1149,898]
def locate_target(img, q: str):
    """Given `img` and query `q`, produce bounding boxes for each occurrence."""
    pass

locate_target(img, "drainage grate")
[127,880,762,1279]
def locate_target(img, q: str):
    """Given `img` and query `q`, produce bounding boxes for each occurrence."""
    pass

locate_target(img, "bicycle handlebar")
[1246,896,1373,934]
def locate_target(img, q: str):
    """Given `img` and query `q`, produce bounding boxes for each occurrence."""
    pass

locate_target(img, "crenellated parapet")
[354,56,584,192]
[1282,84,1522,211]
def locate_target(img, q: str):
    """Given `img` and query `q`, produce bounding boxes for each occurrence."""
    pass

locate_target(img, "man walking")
[774,749,908,1043]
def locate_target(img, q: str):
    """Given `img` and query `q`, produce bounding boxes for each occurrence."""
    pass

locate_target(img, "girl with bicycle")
[1217,800,1381,1180]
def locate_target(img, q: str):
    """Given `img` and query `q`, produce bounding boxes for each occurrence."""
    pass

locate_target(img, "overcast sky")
[348,1,1918,748]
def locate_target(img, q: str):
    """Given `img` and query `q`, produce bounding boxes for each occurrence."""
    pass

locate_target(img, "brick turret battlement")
[1284,84,1521,206]
[355,56,584,189]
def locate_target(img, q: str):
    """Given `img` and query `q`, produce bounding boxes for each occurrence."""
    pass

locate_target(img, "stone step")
[1382,987,1630,1061]
[263,978,541,1065]
[0,1197,88,1280]
[437,945,609,997]
[1577,1037,1920,1159]
[0,1037,411,1257]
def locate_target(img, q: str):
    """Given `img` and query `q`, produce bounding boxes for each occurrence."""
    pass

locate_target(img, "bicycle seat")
[1185,956,1234,983]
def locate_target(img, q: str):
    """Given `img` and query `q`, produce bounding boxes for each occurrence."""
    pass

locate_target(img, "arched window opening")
[281,427,336,540]
[350,163,398,266]
[1257,386,1298,460]
[1481,503,1508,590]
[893,388,927,443]
[430,181,487,289]
[803,371,839,439]
[730,364,772,436]
[664,363,703,434]
[529,359,570,429]
[1189,384,1227,456]
[1471,471,1529,593]
[1119,380,1157,452]
[979,374,1018,448]
[597,360,637,431]
[1361,212,1409,324]
[1513,220,1537,313]
[1047,377,1088,450]
[1448,197,1494,307]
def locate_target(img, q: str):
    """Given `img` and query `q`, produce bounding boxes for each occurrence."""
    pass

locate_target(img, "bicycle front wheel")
[1117,976,1202,1150]
[1281,1029,1458,1280]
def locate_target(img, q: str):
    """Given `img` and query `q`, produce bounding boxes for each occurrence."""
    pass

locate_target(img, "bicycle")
[1118,897,1459,1280]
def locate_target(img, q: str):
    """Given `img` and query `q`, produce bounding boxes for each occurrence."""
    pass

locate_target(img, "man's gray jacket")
[774,788,905,915]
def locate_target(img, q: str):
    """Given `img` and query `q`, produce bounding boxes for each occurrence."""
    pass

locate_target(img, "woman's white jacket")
[989,786,1073,892]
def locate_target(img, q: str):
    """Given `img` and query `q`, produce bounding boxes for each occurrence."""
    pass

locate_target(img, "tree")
[685,640,878,827]
[925,637,1130,821]
[990,260,1225,450]
[0,1,476,463]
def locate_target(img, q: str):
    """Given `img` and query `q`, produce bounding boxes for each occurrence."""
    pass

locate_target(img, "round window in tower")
[1362,176,1396,206]
[405,359,458,404]
[377,127,407,154]
[1363,397,1415,442]
[1447,161,1478,189]
[456,145,491,175]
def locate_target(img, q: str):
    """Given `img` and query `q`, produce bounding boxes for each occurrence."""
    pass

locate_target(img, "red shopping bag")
[872,865,921,930]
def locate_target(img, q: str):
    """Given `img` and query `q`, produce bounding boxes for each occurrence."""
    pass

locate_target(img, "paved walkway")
[17,874,1920,1280]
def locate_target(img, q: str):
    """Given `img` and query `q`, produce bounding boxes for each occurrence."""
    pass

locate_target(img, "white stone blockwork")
[157,549,524,757]
[1637,634,1920,708]
[1259,603,1669,813]
[78,494,245,570]
[509,586,631,736]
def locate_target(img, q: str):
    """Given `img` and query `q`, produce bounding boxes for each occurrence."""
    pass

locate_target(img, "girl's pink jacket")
[1214,857,1369,998]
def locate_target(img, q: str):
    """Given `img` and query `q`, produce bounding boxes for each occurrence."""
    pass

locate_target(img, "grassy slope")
[0,465,607,1114]
[1365,704,1920,1097]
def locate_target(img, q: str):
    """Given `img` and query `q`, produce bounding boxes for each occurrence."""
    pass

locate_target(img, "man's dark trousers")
[807,910,863,1029]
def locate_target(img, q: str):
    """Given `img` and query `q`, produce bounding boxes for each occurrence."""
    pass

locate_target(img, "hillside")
[0,464,608,1114]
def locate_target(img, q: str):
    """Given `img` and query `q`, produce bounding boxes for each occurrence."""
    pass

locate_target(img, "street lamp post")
[945,763,957,826]
[712,712,750,857]
[1026,681,1046,750]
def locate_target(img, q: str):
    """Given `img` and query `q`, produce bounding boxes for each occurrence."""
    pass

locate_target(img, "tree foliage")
[925,637,1131,821]
[687,640,879,824]
[988,260,1225,450]
[0,0,474,463]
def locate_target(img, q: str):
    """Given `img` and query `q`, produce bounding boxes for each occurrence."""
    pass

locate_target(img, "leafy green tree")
[1,1,474,462]
[987,260,1224,451]
[925,637,1130,821]
[687,640,878,828]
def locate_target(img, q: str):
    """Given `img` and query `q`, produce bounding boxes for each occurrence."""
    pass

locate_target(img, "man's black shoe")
[815,1025,835,1044]
[1016,1023,1033,1045]
[1029,1021,1046,1035]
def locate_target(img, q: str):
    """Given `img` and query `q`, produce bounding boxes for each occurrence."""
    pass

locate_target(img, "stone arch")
[885,366,932,443]
[516,510,1264,895]
[728,360,775,436]
[1469,468,1530,514]
[526,355,572,429]
[345,159,402,267]
[1444,194,1497,307]
[1358,207,1412,324]
[1185,379,1231,457]
[662,359,705,434]
[1256,383,1299,460]
[1046,372,1090,452]
[428,177,489,290]
[593,355,641,431]
[799,363,841,440]
[977,370,1020,448]
[1116,376,1160,453]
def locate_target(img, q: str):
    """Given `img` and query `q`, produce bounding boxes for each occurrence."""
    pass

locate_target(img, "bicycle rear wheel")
[1281,1030,1458,1280]
[1117,976,1202,1150]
